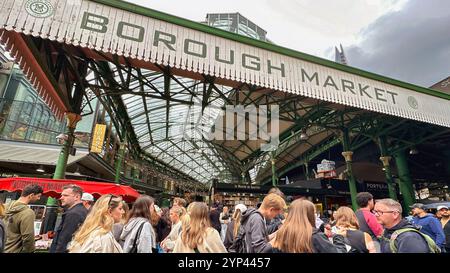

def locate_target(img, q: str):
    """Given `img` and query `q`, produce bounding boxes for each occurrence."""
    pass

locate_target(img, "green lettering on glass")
[301,69,319,86]
[117,22,144,42]
[341,79,355,94]
[242,54,261,71]
[215,47,234,64]
[80,12,108,33]
[375,88,387,102]
[184,39,207,58]
[267,60,285,77]
[153,31,176,51]
[323,76,339,90]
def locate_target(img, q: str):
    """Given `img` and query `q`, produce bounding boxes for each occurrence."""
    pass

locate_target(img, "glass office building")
[205,13,269,42]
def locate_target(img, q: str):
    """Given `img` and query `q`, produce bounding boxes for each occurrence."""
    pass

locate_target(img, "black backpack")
[228,224,247,253]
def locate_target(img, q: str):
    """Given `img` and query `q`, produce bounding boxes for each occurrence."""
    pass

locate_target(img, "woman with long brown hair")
[69,194,124,253]
[119,195,158,253]
[272,199,347,253]
[173,202,227,253]
[334,206,376,253]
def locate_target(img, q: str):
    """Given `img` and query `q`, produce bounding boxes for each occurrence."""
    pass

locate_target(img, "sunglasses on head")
[108,194,119,207]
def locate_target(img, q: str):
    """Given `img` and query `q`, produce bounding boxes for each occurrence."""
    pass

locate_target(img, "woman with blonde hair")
[272,199,347,253]
[223,204,247,250]
[173,202,227,253]
[69,194,124,253]
[112,201,129,242]
[334,206,376,253]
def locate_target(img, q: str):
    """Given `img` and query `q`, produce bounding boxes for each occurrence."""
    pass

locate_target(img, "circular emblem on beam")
[407,96,419,109]
[25,0,54,18]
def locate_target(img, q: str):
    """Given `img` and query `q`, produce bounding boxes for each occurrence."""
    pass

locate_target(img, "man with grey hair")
[49,184,88,253]
[374,198,436,253]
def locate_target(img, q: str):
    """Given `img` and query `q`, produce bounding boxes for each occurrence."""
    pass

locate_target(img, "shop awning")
[0,177,140,202]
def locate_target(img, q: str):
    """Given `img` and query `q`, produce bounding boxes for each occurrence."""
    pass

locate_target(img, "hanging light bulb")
[300,130,309,140]
[409,147,419,155]
[36,165,45,173]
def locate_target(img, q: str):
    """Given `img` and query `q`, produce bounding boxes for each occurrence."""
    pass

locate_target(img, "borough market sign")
[1,0,450,127]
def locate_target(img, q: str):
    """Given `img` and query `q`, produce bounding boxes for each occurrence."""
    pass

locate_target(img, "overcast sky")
[128,0,450,87]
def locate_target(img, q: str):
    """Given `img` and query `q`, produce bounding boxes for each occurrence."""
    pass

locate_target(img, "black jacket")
[49,203,88,253]
[266,213,284,235]
[312,229,347,253]
[224,220,236,250]
[272,229,347,253]
[380,219,430,253]
[209,209,222,233]
[444,220,450,252]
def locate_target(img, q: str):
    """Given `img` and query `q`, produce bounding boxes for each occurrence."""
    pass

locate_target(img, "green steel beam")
[341,127,358,211]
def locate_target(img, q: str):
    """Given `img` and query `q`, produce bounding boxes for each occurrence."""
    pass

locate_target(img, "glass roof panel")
[120,68,234,183]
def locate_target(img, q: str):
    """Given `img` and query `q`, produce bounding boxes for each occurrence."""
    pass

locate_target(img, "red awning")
[0,177,140,202]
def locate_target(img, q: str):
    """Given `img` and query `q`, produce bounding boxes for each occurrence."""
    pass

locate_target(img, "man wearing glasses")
[374,199,431,253]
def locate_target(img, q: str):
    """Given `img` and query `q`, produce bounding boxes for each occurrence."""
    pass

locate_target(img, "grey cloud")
[344,0,450,87]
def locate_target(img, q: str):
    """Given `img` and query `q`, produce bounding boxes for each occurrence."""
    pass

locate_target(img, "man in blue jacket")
[410,203,445,249]
[374,199,431,253]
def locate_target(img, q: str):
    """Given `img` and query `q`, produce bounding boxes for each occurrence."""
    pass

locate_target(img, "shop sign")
[2,0,450,127]
[90,123,106,153]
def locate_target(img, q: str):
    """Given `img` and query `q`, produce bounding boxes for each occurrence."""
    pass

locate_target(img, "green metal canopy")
[1,0,450,190]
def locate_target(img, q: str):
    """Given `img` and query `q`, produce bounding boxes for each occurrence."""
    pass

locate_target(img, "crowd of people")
[0,184,449,253]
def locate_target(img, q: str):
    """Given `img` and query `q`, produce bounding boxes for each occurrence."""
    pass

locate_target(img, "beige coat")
[69,228,123,253]
[173,227,227,253]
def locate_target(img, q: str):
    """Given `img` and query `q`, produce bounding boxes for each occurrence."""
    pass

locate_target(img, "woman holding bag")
[120,195,157,253]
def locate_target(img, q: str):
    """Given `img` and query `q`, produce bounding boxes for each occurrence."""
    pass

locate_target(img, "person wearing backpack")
[355,192,383,252]
[223,204,247,250]
[120,195,157,253]
[271,199,347,253]
[334,206,376,253]
[410,203,445,249]
[374,198,439,253]
[231,193,286,253]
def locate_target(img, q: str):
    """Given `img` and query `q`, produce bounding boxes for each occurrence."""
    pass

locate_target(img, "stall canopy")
[0,177,140,202]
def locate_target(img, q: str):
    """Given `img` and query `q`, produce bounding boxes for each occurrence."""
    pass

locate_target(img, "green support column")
[46,197,57,206]
[304,162,310,180]
[53,113,82,179]
[341,129,358,211]
[378,137,397,200]
[115,132,127,183]
[271,152,278,187]
[393,149,415,212]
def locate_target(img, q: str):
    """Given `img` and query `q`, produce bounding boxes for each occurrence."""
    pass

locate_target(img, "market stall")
[0,177,141,251]
[0,177,140,202]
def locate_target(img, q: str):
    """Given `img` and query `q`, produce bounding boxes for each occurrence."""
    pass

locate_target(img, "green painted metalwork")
[45,197,57,206]
[115,131,127,183]
[271,152,277,187]
[393,149,416,213]
[379,136,397,200]
[342,128,358,211]
[53,125,74,179]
